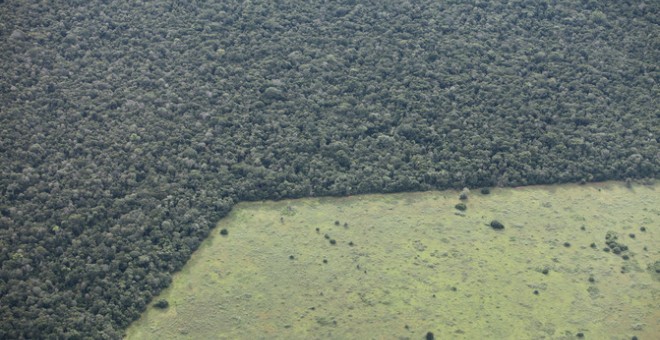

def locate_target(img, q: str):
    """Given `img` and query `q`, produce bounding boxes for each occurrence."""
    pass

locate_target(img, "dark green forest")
[0,0,658,338]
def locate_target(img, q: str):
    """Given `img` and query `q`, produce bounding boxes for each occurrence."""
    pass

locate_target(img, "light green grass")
[126,181,659,339]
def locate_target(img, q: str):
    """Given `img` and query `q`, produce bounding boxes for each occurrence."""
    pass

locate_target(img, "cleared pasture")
[126,181,658,339]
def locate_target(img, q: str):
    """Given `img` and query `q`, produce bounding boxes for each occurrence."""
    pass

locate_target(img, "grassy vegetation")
[126,181,658,339]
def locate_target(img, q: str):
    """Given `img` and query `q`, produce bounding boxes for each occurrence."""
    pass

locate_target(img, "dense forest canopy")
[0,0,658,338]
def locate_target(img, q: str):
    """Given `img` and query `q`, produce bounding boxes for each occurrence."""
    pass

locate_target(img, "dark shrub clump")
[154,299,169,309]
[490,220,505,230]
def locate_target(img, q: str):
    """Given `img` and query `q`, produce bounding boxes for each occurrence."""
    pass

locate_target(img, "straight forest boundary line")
[1,1,658,338]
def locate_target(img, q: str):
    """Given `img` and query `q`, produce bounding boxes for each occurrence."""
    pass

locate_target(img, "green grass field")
[125,181,658,339]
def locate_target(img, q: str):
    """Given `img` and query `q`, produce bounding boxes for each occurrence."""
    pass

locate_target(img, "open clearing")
[126,181,658,339]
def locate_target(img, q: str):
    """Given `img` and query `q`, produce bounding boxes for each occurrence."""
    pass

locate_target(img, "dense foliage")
[0,0,658,338]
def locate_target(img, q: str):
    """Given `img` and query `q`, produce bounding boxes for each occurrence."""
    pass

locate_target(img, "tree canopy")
[0,0,657,338]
